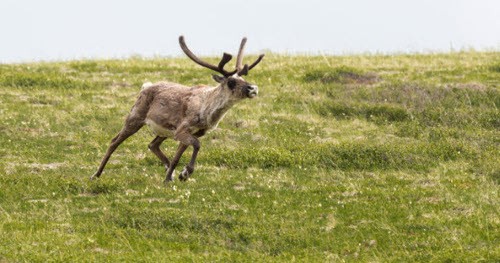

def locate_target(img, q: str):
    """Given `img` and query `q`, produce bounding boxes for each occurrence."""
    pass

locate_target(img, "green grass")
[1,51,499,262]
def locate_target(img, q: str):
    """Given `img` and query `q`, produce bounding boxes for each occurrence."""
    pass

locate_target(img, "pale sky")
[1,0,499,63]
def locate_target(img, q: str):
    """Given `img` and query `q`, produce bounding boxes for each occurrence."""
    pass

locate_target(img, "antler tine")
[218,53,233,71]
[219,53,238,76]
[248,54,265,70]
[179,36,233,76]
[238,64,249,76]
[235,37,247,71]
[238,54,264,76]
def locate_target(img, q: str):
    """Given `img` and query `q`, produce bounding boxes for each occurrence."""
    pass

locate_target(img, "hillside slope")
[0,52,499,261]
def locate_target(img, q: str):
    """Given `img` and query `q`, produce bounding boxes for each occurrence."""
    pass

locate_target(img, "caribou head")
[179,36,264,99]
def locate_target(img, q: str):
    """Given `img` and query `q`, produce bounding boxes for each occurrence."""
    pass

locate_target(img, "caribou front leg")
[163,130,200,183]
[148,136,170,171]
[179,136,200,181]
[164,143,188,182]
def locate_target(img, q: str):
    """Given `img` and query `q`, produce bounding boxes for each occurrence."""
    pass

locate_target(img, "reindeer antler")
[235,37,265,76]
[179,35,264,77]
[236,37,247,71]
[179,36,236,77]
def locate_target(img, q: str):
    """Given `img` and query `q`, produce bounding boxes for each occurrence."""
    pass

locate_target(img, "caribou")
[91,36,264,183]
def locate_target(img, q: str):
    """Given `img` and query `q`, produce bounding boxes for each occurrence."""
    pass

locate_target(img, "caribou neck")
[202,85,237,126]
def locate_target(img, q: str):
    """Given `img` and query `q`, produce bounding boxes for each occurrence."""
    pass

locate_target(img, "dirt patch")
[448,83,487,92]
[26,162,66,170]
[110,80,132,88]
[27,199,49,203]
[304,67,380,84]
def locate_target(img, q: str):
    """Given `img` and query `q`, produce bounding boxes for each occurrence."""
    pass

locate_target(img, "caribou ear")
[212,74,225,83]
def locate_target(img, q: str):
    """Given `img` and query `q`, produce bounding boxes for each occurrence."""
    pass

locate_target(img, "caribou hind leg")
[91,122,144,180]
[91,103,148,180]
[91,83,155,180]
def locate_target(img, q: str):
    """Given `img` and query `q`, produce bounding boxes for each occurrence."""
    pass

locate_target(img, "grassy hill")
[0,52,499,261]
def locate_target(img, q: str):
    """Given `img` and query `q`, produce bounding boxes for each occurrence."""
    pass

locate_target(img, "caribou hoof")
[179,166,193,181]
[163,177,174,184]
[90,172,100,181]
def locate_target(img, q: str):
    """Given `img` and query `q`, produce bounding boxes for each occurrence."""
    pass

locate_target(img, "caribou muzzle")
[245,84,258,98]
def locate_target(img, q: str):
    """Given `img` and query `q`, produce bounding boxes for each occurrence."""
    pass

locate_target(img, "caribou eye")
[227,78,236,89]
